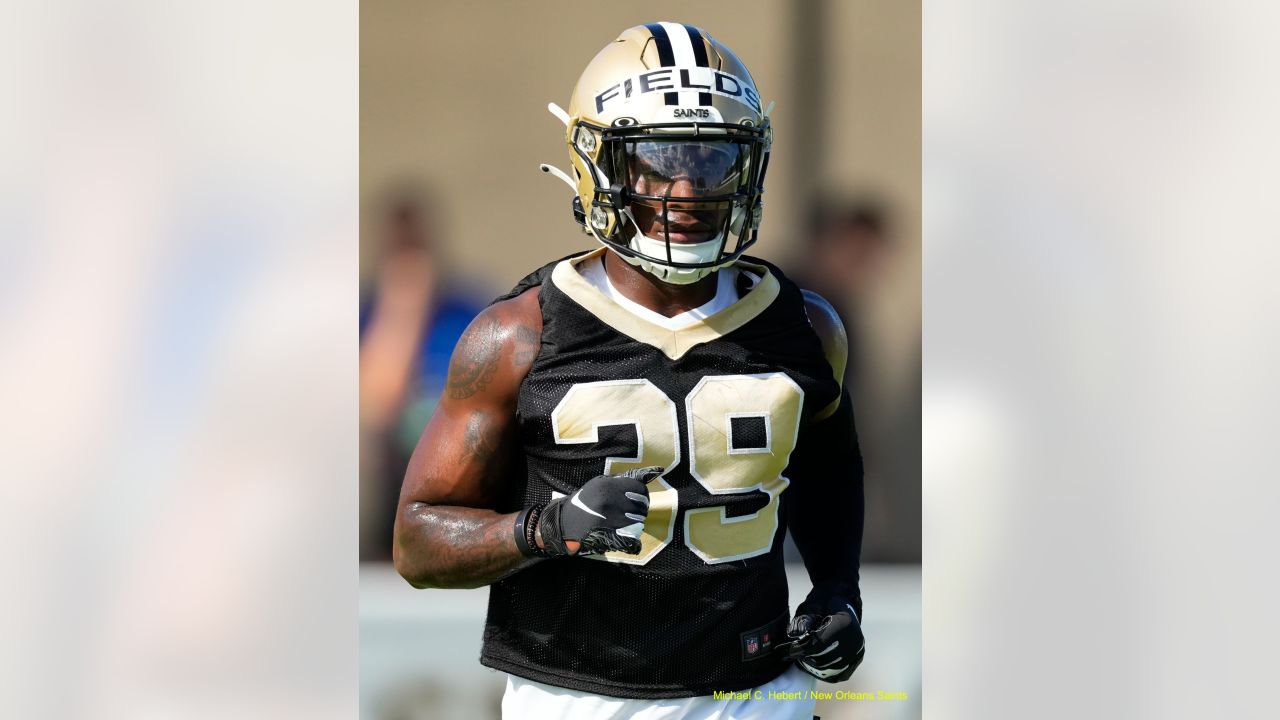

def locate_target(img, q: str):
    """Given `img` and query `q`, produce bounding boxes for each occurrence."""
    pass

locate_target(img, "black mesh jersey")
[480,248,841,699]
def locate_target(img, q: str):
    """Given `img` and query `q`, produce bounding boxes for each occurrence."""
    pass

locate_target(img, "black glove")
[785,585,865,682]
[537,467,657,556]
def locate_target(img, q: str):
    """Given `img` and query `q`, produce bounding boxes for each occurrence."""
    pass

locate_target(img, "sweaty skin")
[393,288,545,588]
[392,251,849,590]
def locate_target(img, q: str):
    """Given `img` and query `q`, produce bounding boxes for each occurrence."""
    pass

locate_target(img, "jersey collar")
[550,247,780,360]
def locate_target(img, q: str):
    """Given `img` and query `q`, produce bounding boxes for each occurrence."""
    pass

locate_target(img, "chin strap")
[614,251,712,285]
[610,206,734,285]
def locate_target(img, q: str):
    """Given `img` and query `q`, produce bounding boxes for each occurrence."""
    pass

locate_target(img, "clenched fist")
[537,467,659,556]
[785,584,865,682]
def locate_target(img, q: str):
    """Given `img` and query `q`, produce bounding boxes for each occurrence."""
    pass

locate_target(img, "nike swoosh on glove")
[785,586,865,683]
[537,467,658,556]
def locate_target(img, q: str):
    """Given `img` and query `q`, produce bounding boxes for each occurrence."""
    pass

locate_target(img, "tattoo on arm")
[397,291,544,589]
[398,503,535,588]
[461,410,501,466]
[445,313,540,400]
[446,317,502,399]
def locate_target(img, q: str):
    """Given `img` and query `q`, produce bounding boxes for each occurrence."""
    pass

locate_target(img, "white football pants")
[501,664,817,720]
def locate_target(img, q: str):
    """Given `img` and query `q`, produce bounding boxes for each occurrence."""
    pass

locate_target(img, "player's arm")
[783,290,866,681]
[791,290,863,603]
[393,286,653,589]
[392,289,543,589]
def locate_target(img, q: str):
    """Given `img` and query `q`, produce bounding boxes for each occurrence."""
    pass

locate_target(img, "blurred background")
[359,2,920,719]
[9,2,1280,719]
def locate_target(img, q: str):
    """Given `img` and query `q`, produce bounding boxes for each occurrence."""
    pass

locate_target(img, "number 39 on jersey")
[551,372,803,566]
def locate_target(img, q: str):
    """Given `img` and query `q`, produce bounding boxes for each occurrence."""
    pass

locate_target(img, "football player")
[394,22,865,719]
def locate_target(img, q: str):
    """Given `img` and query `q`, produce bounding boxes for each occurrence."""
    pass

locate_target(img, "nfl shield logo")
[746,636,759,654]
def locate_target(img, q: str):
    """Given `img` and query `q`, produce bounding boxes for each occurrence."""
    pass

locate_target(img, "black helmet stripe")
[681,24,714,106]
[644,23,680,106]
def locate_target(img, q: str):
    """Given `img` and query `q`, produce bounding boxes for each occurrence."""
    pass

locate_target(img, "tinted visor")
[625,141,747,199]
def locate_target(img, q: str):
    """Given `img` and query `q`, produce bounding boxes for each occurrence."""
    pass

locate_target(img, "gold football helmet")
[541,23,773,284]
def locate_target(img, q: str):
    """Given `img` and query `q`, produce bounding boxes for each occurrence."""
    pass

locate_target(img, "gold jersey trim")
[550,248,781,361]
